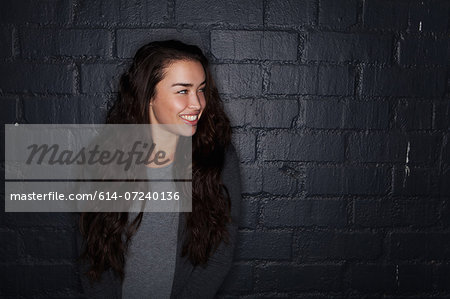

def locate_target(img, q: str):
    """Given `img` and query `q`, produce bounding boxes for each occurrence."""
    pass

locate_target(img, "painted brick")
[6,212,76,227]
[342,101,390,129]
[436,264,450,291]
[211,30,297,61]
[392,166,434,196]
[0,63,75,93]
[175,0,263,25]
[238,199,258,229]
[0,266,17,296]
[22,95,108,124]
[441,167,450,196]
[262,165,298,196]
[257,99,298,128]
[347,133,408,163]
[22,229,75,260]
[20,28,111,58]
[398,264,433,292]
[390,233,450,260]
[317,65,354,96]
[0,132,4,164]
[443,136,450,164]
[268,64,317,95]
[302,100,344,129]
[240,164,262,194]
[16,265,79,295]
[212,64,262,96]
[319,0,358,29]
[219,264,253,292]
[78,95,111,124]
[294,231,383,261]
[363,0,409,30]
[409,0,450,33]
[443,197,450,228]
[0,97,16,124]
[351,264,396,292]
[74,0,168,25]
[260,131,345,162]
[262,199,347,227]
[0,231,18,262]
[399,35,448,66]
[395,100,433,130]
[354,199,440,228]
[266,0,316,27]
[236,231,292,260]
[362,66,447,97]
[305,167,345,195]
[255,264,344,292]
[116,29,205,58]
[406,133,441,164]
[231,131,256,162]
[224,99,297,128]
[305,32,392,63]
[306,166,390,196]
[3,264,80,296]
[81,63,128,93]
[0,27,12,58]
[0,0,70,24]
[434,102,450,130]
[345,167,391,195]
[23,97,76,124]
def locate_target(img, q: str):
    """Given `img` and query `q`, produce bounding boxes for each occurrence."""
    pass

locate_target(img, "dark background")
[1,0,450,298]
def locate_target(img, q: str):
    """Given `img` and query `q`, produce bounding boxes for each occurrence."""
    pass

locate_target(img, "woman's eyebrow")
[171,80,206,87]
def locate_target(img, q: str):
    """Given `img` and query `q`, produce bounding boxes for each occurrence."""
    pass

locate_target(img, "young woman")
[76,40,242,298]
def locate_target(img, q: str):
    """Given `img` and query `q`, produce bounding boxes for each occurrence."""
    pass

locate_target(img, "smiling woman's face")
[149,59,207,136]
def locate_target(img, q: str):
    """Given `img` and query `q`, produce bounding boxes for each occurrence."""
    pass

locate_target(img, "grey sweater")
[76,144,242,298]
[122,162,179,298]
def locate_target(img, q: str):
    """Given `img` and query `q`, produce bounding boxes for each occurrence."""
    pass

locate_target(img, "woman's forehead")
[161,60,206,85]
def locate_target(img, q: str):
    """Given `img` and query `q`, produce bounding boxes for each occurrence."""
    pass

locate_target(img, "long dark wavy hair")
[79,40,232,282]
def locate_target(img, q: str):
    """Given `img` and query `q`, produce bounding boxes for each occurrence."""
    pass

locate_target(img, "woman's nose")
[189,93,202,109]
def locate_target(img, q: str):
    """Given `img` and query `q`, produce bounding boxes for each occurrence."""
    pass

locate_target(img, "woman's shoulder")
[222,143,242,217]
[222,143,240,179]
[225,142,238,156]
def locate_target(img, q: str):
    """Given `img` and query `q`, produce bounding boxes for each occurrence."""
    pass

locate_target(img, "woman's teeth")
[180,115,198,121]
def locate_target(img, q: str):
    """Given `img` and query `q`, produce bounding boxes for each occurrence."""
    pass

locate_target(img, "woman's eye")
[198,88,205,93]
[177,90,188,94]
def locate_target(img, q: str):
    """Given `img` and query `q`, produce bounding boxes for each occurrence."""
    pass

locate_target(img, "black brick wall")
[1,0,449,298]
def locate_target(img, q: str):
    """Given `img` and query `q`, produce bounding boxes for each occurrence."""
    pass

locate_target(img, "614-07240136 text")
[9,191,180,201]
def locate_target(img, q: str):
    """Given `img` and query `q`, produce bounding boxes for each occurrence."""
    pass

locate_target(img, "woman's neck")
[145,127,179,168]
